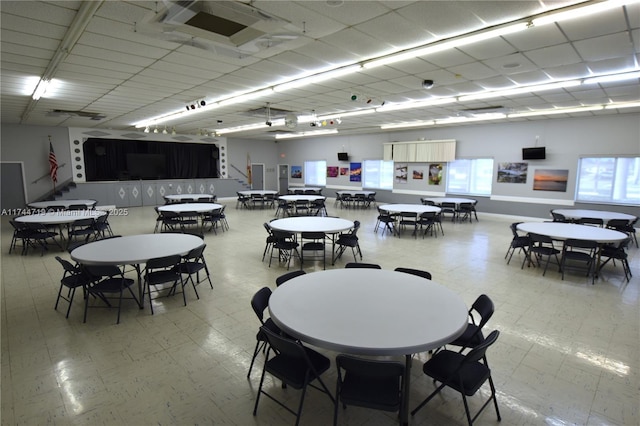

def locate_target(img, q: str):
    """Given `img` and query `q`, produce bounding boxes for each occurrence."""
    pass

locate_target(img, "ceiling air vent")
[48,110,106,120]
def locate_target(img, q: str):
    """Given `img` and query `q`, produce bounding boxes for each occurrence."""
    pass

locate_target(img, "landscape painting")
[533,169,569,192]
[497,162,528,183]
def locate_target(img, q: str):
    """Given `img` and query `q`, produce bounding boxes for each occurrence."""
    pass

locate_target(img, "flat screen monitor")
[338,152,349,161]
[522,147,546,160]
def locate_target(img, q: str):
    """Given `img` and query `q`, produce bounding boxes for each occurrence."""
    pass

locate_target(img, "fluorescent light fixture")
[363,22,528,69]
[377,97,456,112]
[215,120,280,135]
[508,105,603,118]
[380,120,435,129]
[32,78,51,100]
[532,0,640,26]
[435,114,507,125]
[274,65,361,92]
[584,70,640,84]
[318,109,376,120]
[459,80,581,101]
[604,101,640,109]
[275,129,338,139]
[218,88,274,107]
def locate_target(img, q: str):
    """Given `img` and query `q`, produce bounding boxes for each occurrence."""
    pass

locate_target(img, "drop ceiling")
[1,0,639,140]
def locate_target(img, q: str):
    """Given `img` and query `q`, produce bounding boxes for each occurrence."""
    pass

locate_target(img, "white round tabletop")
[289,187,322,193]
[157,203,222,213]
[551,209,636,223]
[270,217,353,234]
[269,269,468,355]
[27,199,97,209]
[421,197,475,205]
[278,195,326,202]
[164,194,215,201]
[379,204,441,214]
[15,210,106,225]
[71,233,203,265]
[517,222,627,243]
[238,190,278,196]
[336,190,376,196]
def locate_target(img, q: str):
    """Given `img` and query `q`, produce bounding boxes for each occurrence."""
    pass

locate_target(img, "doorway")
[251,163,265,189]
[278,164,289,194]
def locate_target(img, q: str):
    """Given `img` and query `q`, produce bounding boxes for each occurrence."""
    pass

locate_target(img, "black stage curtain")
[83,138,219,181]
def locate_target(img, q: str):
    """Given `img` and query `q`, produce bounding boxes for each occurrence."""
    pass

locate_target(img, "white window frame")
[446,158,494,196]
[576,156,640,206]
[363,159,393,190]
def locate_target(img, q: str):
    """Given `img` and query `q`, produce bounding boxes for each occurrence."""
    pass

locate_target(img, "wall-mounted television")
[338,152,349,161]
[522,147,546,160]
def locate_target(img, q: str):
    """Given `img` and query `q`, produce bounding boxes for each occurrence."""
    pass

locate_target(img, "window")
[304,160,326,186]
[446,158,493,196]
[363,160,393,190]
[577,156,640,205]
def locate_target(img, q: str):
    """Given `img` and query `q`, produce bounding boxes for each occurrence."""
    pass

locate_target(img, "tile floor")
[1,201,638,425]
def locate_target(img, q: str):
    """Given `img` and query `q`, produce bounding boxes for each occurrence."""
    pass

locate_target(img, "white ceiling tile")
[525,43,582,68]
[574,33,635,62]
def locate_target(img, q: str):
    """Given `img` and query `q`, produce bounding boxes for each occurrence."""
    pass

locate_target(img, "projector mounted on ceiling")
[153,0,299,51]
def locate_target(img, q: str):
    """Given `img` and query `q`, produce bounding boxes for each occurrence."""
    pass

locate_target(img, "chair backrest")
[578,217,604,227]
[146,254,182,270]
[529,232,554,245]
[68,204,88,210]
[83,264,124,279]
[563,238,598,251]
[251,287,272,323]
[345,262,381,269]
[470,294,494,329]
[184,244,206,261]
[261,325,307,361]
[550,211,567,222]
[71,217,95,227]
[461,329,499,366]
[605,219,629,230]
[275,270,306,286]
[394,267,431,280]
[336,354,404,380]
[510,222,523,237]
[422,199,436,206]
[55,256,77,273]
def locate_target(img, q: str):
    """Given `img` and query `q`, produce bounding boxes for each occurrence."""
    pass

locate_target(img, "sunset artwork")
[533,169,569,192]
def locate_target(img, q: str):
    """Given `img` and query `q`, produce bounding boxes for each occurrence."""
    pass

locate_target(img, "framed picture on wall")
[497,162,527,183]
[428,163,443,185]
[395,163,407,184]
[340,167,349,176]
[533,169,569,192]
[291,166,302,179]
[327,166,339,178]
[412,169,424,180]
[350,162,362,182]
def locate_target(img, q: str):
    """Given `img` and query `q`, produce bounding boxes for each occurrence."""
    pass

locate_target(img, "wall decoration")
[291,166,302,179]
[533,169,569,192]
[349,162,362,182]
[428,163,443,185]
[327,166,339,178]
[340,167,349,176]
[412,169,424,180]
[395,163,408,184]
[497,162,527,183]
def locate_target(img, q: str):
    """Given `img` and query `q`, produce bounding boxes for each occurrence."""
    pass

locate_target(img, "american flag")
[49,142,58,183]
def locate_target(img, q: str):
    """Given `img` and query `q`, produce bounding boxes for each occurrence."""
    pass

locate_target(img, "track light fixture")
[186,99,206,111]
[143,126,150,133]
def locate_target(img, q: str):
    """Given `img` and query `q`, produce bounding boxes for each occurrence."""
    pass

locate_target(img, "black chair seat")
[422,350,491,396]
